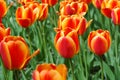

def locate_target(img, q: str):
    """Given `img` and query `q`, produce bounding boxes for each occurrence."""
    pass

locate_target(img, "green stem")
[20,70,27,80]
[38,21,48,63]
[69,59,76,80]
[100,57,104,80]
[84,51,88,79]
[13,70,20,80]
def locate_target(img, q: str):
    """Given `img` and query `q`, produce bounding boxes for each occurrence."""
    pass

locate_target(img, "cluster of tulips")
[54,0,91,58]
[54,0,111,58]
[93,0,120,25]
[0,0,114,80]
[0,0,68,80]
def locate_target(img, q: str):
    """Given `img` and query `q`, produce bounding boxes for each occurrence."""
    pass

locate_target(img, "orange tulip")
[88,29,111,56]
[0,23,11,42]
[111,7,120,25]
[60,1,88,15]
[92,0,104,9]
[58,15,92,35]
[38,3,48,21]
[0,0,12,21]
[101,0,120,18]
[41,0,58,6]
[0,36,40,70]
[32,63,67,80]
[54,28,80,58]
[16,2,40,28]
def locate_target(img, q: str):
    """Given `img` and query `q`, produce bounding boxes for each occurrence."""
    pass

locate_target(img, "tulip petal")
[0,42,11,69]
[91,36,108,55]
[56,36,76,58]
[20,49,40,69]
[56,64,67,80]
[32,70,40,80]
[16,18,31,27]
[6,40,29,69]
[36,63,56,72]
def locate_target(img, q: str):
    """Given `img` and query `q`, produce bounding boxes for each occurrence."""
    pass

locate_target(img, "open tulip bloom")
[0,36,40,70]
[32,63,67,80]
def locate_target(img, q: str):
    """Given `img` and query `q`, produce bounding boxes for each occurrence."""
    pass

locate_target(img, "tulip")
[88,29,111,56]
[111,7,120,25]
[0,36,40,70]
[101,0,120,18]
[16,2,40,28]
[0,23,11,42]
[58,15,92,35]
[60,1,88,15]
[38,3,48,21]
[41,0,58,6]
[92,0,104,9]
[54,28,80,58]
[32,63,67,80]
[0,0,12,22]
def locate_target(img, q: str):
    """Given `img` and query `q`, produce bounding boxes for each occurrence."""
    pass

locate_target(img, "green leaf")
[103,62,115,80]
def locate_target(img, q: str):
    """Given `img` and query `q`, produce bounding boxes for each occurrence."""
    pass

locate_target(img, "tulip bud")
[88,29,111,56]
[0,36,40,70]
[32,63,67,80]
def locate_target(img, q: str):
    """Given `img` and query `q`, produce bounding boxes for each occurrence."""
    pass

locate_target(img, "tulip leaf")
[103,62,115,80]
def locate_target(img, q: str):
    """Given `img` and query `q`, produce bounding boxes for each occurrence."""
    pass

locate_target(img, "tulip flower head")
[60,1,88,16]
[54,28,80,58]
[92,0,104,9]
[16,2,40,28]
[58,15,92,35]
[101,0,120,18]
[111,7,120,25]
[0,0,12,22]
[0,36,40,70]
[88,29,111,56]
[0,23,11,42]
[38,3,48,21]
[32,63,67,80]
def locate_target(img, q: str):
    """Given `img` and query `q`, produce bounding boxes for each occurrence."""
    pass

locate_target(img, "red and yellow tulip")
[0,23,11,42]
[101,0,120,18]
[111,7,120,25]
[41,0,58,6]
[58,15,92,35]
[16,2,40,28]
[60,1,88,15]
[38,3,48,21]
[0,0,12,22]
[54,28,80,58]
[92,0,104,9]
[32,63,67,80]
[88,29,111,56]
[0,36,40,70]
